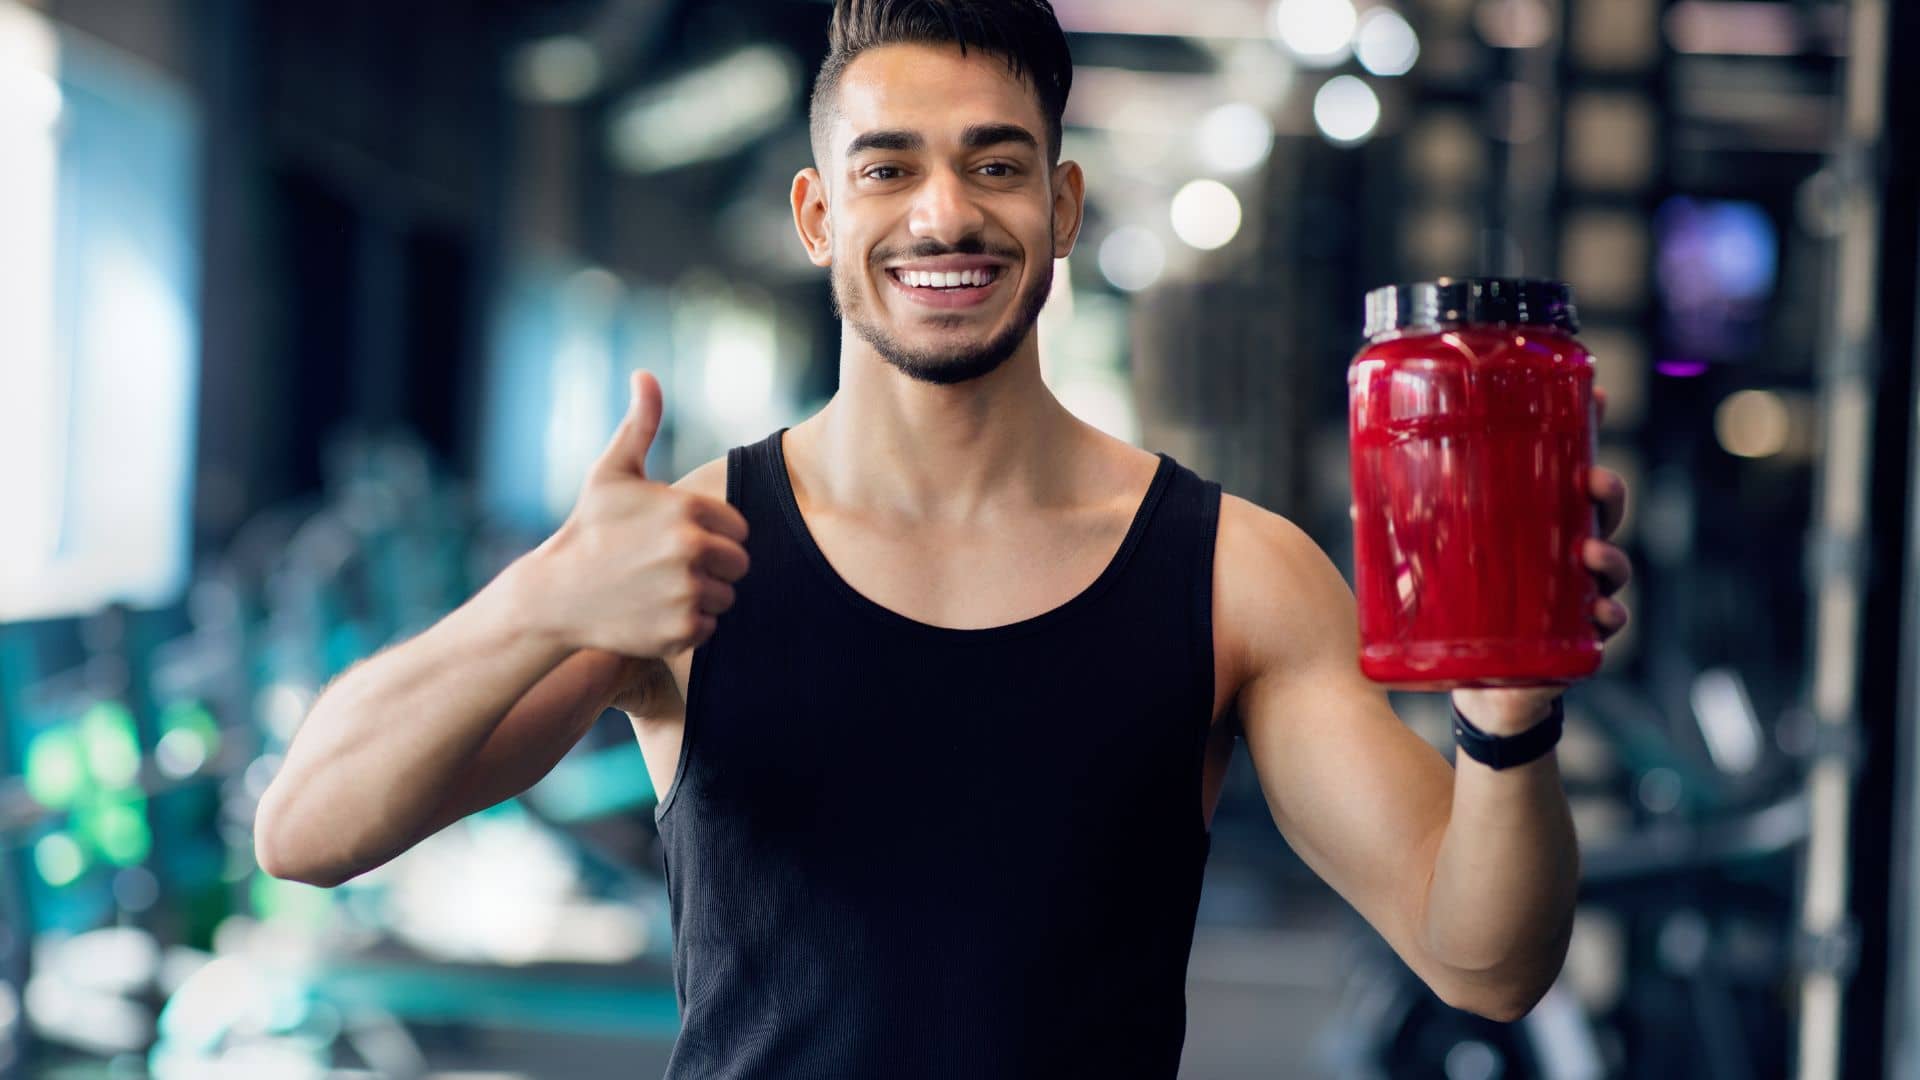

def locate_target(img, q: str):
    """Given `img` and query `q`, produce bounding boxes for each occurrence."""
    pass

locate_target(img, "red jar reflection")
[1348,280,1601,690]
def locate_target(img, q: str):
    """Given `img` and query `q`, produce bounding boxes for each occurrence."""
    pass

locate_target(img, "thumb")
[593,370,663,480]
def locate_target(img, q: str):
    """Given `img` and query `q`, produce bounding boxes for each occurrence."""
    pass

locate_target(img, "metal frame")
[1795,1,1907,1076]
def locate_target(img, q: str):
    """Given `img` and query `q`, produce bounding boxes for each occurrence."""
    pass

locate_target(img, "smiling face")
[793,43,1084,385]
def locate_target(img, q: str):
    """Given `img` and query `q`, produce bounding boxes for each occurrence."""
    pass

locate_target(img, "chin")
[833,260,1051,386]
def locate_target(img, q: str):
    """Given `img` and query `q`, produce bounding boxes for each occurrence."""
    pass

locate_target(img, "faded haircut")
[808,0,1074,169]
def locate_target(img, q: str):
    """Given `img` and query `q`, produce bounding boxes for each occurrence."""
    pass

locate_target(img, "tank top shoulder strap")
[717,428,822,593]
[722,429,793,537]
[1127,453,1223,602]
[1111,454,1223,718]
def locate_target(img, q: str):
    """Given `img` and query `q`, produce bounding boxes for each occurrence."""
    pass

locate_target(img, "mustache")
[871,238,1022,265]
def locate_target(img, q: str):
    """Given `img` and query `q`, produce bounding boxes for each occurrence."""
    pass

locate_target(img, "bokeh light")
[1313,76,1382,146]
[1197,103,1276,176]
[1169,180,1244,251]
[1270,0,1358,68]
[1356,8,1420,77]
[1098,226,1167,293]
[1475,0,1554,49]
[509,35,602,105]
[79,703,142,789]
[1716,390,1791,459]
[24,728,86,809]
[33,832,88,888]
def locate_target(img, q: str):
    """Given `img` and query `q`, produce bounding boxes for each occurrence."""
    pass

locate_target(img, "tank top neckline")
[764,427,1175,643]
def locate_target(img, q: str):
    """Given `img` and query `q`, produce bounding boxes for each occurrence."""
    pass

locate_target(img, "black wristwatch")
[1451,694,1565,770]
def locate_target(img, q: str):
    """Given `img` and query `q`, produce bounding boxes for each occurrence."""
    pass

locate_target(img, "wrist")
[1449,688,1561,737]
[1451,694,1565,771]
[488,544,577,655]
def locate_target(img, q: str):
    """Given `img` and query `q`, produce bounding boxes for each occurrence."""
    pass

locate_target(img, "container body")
[1348,324,1601,690]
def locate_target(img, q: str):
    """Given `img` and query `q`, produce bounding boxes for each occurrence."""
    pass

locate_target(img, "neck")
[796,326,1086,521]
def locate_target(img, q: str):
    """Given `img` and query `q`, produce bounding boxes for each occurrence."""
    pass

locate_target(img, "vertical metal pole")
[1870,0,1920,1070]
[1795,2,1888,1077]
[1885,256,1920,1076]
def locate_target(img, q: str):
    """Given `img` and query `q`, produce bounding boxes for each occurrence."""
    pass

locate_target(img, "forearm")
[255,555,574,885]
[1419,699,1580,1016]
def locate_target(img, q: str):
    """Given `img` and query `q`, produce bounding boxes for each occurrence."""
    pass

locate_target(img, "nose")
[907,166,986,247]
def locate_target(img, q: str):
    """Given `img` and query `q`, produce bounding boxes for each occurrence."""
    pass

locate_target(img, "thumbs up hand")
[522,371,750,659]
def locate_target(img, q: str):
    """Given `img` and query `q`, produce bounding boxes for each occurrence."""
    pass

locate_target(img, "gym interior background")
[1,0,1917,1076]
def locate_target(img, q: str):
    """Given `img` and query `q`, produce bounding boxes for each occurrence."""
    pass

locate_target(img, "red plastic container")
[1348,279,1601,690]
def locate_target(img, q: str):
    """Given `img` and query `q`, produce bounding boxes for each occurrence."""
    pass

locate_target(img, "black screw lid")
[1364,278,1580,340]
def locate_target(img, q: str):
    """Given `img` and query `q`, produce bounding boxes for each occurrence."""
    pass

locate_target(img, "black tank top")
[656,429,1223,1079]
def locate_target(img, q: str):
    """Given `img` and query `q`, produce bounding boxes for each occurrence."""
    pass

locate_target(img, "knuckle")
[674,525,709,559]
[670,570,700,606]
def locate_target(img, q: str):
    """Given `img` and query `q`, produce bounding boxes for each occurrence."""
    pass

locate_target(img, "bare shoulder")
[672,455,729,498]
[1214,493,1362,690]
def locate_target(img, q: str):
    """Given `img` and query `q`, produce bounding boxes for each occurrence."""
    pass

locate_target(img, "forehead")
[831,43,1044,154]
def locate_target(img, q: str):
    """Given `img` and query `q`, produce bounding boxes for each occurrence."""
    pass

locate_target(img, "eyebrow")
[844,123,1041,159]
[961,123,1040,151]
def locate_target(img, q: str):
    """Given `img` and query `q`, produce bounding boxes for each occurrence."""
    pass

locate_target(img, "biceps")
[1239,669,1455,944]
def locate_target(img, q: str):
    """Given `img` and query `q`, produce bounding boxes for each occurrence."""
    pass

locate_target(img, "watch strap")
[1451,695,1565,770]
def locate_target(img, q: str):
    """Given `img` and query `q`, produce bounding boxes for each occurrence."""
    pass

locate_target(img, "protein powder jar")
[1348,278,1602,690]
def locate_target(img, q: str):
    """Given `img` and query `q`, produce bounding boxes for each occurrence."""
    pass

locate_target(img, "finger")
[1593,385,1609,426]
[694,577,736,616]
[1589,467,1626,539]
[1591,596,1630,640]
[591,370,663,481]
[686,493,750,545]
[1582,538,1633,597]
[694,535,751,583]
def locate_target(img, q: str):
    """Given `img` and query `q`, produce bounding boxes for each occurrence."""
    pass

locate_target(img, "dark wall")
[181,0,524,544]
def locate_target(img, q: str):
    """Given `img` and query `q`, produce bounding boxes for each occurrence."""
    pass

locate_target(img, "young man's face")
[794,43,1084,385]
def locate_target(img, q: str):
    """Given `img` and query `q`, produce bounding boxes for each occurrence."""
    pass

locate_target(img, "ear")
[792,167,834,268]
[1049,159,1086,261]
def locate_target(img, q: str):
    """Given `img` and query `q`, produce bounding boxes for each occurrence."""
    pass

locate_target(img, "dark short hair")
[809,0,1074,168]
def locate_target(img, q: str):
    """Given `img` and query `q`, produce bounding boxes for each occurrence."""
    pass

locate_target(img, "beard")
[831,240,1054,387]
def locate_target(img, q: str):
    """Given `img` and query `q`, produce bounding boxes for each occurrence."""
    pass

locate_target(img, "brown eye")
[865,166,902,181]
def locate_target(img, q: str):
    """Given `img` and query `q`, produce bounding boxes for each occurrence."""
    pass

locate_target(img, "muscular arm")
[253,562,626,887]
[1219,495,1576,1021]
[256,455,730,888]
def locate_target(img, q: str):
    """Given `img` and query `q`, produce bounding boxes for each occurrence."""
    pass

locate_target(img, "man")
[255,0,1634,1076]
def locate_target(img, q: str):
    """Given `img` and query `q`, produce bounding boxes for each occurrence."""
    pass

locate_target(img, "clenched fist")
[518,371,750,658]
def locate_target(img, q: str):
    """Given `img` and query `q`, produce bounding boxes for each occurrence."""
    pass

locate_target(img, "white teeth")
[898,268,996,288]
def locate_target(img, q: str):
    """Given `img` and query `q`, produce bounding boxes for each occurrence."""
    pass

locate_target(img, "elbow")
[1464,993,1539,1025]
[255,838,351,890]
[252,792,350,889]
[1430,911,1576,1024]
[1436,977,1552,1024]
